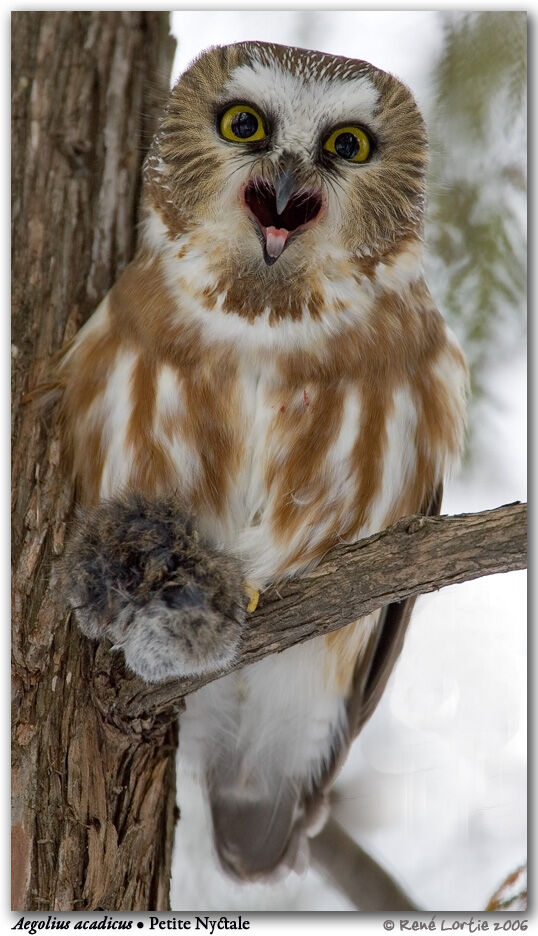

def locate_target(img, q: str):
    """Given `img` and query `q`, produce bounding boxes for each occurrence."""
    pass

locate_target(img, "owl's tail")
[209,778,306,880]
[208,763,331,881]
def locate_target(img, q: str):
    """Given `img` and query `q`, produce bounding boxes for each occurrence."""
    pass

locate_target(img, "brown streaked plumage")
[50,42,467,882]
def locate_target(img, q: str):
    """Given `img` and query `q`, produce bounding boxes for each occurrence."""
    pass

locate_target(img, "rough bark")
[11,11,177,911]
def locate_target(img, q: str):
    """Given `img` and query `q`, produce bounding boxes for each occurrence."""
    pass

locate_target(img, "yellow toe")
[245,585,260,613]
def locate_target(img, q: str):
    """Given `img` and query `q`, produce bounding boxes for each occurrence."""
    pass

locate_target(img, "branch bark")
[106,501,527,719]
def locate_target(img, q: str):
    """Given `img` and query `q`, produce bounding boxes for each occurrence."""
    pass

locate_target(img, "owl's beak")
[243,176,323,266]
[274,168,297,216]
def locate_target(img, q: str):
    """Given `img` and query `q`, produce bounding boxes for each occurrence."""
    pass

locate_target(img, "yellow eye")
[219,105,267,143]
[323,126,371,163]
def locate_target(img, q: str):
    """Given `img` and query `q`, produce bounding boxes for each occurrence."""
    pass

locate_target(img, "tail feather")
[209,776,307,880]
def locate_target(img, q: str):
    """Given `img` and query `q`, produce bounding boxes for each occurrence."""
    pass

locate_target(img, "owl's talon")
[245,585,260,613]
[60,493,247,682]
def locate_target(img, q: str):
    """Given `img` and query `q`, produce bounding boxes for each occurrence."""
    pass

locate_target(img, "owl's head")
[144,42,427,283]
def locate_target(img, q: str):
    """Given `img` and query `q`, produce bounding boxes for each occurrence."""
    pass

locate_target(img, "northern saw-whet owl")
[55,42,467,880]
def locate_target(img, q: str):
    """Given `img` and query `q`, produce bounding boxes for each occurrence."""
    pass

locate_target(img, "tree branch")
[95,501,527,720]
[310,814,420,911]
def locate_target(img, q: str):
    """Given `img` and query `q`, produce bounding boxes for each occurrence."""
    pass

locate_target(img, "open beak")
[243,171,323,266]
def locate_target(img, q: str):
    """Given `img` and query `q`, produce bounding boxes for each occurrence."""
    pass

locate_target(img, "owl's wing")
[345,482,443,740]
[302,483,443,829]
[211,486,443,880]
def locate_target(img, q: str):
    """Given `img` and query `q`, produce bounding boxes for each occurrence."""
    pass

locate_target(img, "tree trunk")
[11,11,177,911]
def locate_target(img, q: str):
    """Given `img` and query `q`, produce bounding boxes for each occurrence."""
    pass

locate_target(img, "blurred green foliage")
[425,12,526,417]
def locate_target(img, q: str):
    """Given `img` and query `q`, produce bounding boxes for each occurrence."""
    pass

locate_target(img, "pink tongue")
[265,226,289,259]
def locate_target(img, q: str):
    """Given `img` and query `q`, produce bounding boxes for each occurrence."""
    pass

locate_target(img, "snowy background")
[168,11,527,914]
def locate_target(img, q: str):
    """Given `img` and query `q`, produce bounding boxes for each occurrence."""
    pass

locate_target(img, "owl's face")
[145,42,427,282]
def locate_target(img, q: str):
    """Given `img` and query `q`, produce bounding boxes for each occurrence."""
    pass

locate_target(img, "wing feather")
[302,483,443,830]
[347,483,443,738]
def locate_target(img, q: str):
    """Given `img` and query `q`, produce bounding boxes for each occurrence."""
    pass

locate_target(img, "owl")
[55,42,467,881]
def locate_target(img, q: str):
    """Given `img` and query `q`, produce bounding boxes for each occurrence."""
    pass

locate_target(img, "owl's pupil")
[231,112,259,139]
[334,132,360,160]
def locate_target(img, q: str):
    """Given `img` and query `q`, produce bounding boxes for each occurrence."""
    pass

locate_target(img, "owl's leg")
[59,492,246,683]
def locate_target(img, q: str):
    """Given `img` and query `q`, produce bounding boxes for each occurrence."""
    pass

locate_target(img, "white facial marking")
[226,60,380,157]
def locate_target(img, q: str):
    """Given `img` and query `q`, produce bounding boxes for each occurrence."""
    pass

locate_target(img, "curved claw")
[245,584,260,614]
